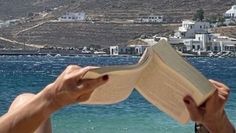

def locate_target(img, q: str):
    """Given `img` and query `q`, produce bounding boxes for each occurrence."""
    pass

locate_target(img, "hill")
[212,26,236,38]
[0,21,177,48]
[1,0,236,21]
[1,0,236,49]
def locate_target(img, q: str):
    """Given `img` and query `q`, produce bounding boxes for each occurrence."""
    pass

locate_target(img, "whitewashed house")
[171,31,236,53]
[0,20,4,28]
[126,45,149,55]
[174,20,210,38]
[211,36,236,53]
[170,19,236,55]
[181,33,212,52]
[225,5,236,18]
[58,12,86,22]
[110,46,119,55]
[137,15,163,23]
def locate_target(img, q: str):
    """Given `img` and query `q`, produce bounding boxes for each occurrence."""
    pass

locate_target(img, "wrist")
[203,111,235,133]
[37,83,60,115]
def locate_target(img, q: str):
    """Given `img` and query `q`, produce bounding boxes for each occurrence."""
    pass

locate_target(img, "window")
[200,26,202,29]
[207,46,211,51]
[197,45,200,50]
[192,45,195,49]
[214,46,218,51]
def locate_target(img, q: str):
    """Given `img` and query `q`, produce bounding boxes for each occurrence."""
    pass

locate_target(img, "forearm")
[204,111,235,133]
[0,86,54,133]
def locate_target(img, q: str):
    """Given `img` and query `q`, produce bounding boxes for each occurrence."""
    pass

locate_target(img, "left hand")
[43,65,109,111]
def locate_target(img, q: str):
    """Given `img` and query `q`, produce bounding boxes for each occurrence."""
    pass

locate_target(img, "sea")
[0,55,235,133]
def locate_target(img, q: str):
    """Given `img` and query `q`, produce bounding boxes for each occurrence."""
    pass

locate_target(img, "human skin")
[183,79,235,133]
[8,93,52,133]
[0,65,109,133]
[0,65,235,133]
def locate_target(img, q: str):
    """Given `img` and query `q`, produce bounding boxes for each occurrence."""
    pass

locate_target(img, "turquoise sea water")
[0,56,235,133]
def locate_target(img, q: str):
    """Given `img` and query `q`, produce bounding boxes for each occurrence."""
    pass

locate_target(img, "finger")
[211,81,229,94]
[183,95,203,122]
[218,89,229,97]
[209,79,229,90]
[65,65,81,72]
[218,88,230,101]
[77,92,93,102]
[76,75,109,94]
[210,80,230,102]
[71,66,96,81]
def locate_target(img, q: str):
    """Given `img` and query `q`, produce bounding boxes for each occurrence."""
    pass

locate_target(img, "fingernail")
[102,75,109,81]
[183,99,190,105]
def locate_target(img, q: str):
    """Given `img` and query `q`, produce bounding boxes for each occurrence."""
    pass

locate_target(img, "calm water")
[0,56,235,133]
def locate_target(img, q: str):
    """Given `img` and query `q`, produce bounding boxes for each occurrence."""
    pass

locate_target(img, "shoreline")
[0,50,235,58]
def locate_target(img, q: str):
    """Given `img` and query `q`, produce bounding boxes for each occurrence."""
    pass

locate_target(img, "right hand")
[183,80,235,133]
[43,65,108,111]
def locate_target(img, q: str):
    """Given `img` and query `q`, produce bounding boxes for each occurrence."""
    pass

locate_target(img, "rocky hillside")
[3,22,176,48]
[1,0,236,49]
[1,0,236,21]
[212,26,236,38]
[67,0,236,22]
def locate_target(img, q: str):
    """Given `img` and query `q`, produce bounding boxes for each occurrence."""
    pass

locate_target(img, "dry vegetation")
[13,22,177,48]
[1,0,236,49]
[212,26,236,38]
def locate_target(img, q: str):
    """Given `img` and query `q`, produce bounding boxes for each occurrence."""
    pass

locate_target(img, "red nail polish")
[184,99,190,104]
[102,75,109,81]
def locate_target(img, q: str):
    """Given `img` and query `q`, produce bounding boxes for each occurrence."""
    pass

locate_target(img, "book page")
[152,40,215,102]
[136,53,194,123]
[81,49,151,104]
[136,40,214,123]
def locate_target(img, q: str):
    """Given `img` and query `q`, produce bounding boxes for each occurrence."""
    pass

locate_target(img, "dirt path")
[0,36,43,48]
[15,21,47,36]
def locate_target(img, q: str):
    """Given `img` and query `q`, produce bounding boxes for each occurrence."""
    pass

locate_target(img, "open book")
[82,40,215,124]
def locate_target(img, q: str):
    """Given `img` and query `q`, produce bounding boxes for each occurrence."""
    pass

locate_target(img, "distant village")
[109,5,236,57]
[1,5,236,57]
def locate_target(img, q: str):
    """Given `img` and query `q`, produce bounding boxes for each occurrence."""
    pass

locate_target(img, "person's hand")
[183,80,235,133]
[43,65,108,111]
[0,65,108,133]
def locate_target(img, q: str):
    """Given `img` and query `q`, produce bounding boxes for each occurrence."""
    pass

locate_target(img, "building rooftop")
[182,20,195,24]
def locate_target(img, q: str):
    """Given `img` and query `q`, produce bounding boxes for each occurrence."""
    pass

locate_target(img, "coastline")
[0,49,235,58]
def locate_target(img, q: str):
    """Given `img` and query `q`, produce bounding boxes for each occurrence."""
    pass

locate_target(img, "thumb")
[75,75,109,102]
[76,75,109,94]
[183,95,203,122]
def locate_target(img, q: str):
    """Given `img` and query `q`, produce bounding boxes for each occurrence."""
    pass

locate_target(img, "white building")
[137,15,163,23]
[127,45,149,55]
[174,20,210,38]
[0,21,3,28]
[171,32,236,53]
[58,12,86,22]
[211,37,236,53]
[182,33,212,52]
[110,46,119,55]
[225,5,236,18]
